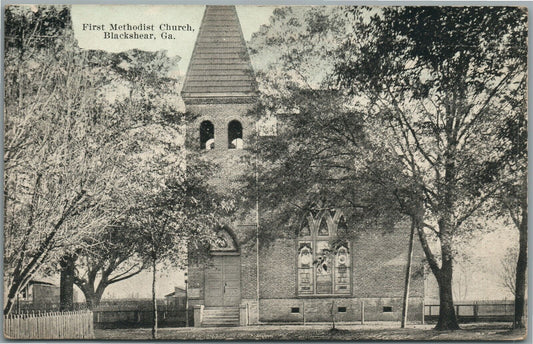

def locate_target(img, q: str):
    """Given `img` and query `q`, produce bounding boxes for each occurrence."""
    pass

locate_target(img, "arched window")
[318,217,329,236]
[228,120,243,149]
[200,121,215,150]
[297,210,351,295]
[337,215,348,237]
[299,217,311,237]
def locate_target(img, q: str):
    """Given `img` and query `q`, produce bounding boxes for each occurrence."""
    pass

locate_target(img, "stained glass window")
[316,241,332,294]
[297,210,351,295]
[298,242,314,294]
[335,245,350,294]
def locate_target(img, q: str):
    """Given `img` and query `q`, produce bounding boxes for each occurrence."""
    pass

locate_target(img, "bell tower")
[182,5,257,189]
[183,5,260,326]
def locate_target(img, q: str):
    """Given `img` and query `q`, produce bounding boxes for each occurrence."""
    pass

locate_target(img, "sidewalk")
[95,322,525,341]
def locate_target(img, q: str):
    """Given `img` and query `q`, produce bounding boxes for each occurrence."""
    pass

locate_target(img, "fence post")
[302,300,305,326]
[361,300,365,325]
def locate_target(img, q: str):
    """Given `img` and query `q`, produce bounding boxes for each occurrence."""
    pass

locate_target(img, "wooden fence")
[93,309,192,328]
[4,310,94,339]
[425,301,517,323]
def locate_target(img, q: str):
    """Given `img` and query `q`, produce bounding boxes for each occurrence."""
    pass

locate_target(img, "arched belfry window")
[228,120,243,149]
[297,210,351,295]
[200,121,215,150]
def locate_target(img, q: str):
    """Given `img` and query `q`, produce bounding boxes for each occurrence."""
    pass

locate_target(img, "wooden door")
[205,255,241,306]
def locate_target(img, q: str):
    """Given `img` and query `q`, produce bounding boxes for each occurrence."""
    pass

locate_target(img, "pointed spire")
[182,5,257,104]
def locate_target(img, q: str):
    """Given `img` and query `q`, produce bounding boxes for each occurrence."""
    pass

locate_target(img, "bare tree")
[499,246,518,297]
[3,6,121,314]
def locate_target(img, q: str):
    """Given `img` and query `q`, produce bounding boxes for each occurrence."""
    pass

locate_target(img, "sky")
[71,5,278,75]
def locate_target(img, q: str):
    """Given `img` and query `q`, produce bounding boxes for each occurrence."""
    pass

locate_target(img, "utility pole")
[185,272,189,327]
[255,122,261,318]
[401,217,416,328]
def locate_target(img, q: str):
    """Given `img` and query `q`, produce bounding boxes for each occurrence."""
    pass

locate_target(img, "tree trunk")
[77,285,103,310]
[435,257,460,330]
[82,289,97,310]
[4,278,26,315]
[401,217,416,328]
[151,257,158,339]
[436,150,460,331]
[60,254,76,311]
[513,198,527,329]
[4,294,16,315]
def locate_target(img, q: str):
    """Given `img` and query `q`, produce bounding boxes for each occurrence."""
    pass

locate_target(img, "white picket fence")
[4,310,94,339]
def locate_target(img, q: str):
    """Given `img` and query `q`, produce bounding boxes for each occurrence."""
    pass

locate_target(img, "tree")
[335,7,527,330]
[65,47,185,310]
[127,158,226,339]
[499,246,518,297]
[248,6,527,331]
[492,92,527,328]
[247,7,397,231]
[3,6,188,314]
[71,225,147,309]
[3,5,121,314]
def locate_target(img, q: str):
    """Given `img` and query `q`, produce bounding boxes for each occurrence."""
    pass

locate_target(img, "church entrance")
[205,255,241,306]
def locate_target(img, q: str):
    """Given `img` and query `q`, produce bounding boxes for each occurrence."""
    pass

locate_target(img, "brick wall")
[351,220,425,298]
[240,244,258,300]
[32,285,60,304]
[259,297,424,323]
[256,220,425,300]
[252,219,425,322]
[259,239,297,299]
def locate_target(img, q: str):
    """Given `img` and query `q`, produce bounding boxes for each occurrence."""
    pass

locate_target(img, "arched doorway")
[204,227,241,307]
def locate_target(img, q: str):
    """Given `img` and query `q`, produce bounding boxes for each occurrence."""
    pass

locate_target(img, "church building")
[182,5,425,327]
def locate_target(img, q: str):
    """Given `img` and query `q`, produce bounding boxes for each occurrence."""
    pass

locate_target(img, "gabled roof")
[164,287,186,298]
[181,5,257,104]
[28,280,55,286]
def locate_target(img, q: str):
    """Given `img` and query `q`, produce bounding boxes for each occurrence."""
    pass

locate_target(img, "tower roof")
[182,5,257,104]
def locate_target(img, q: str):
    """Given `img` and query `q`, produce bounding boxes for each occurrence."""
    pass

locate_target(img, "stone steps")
[202,307,240,327]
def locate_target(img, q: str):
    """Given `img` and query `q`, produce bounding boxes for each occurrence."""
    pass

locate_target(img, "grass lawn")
[95,322,526,341]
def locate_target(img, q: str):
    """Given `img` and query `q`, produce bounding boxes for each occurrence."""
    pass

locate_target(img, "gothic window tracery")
[318,217,329,236]
[338,215,348,236]
[297,210,351,295]
[299,217,311,237]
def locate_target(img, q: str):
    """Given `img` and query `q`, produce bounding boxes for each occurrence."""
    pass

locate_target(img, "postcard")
[3,4,527,340]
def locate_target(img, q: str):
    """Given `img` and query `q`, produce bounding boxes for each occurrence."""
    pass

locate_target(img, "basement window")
[291,307,300,313]
[337,307,347,313]
[383,306,393,313]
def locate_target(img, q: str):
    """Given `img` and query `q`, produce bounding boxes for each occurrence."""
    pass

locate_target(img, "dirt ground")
[94,322,526,341]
